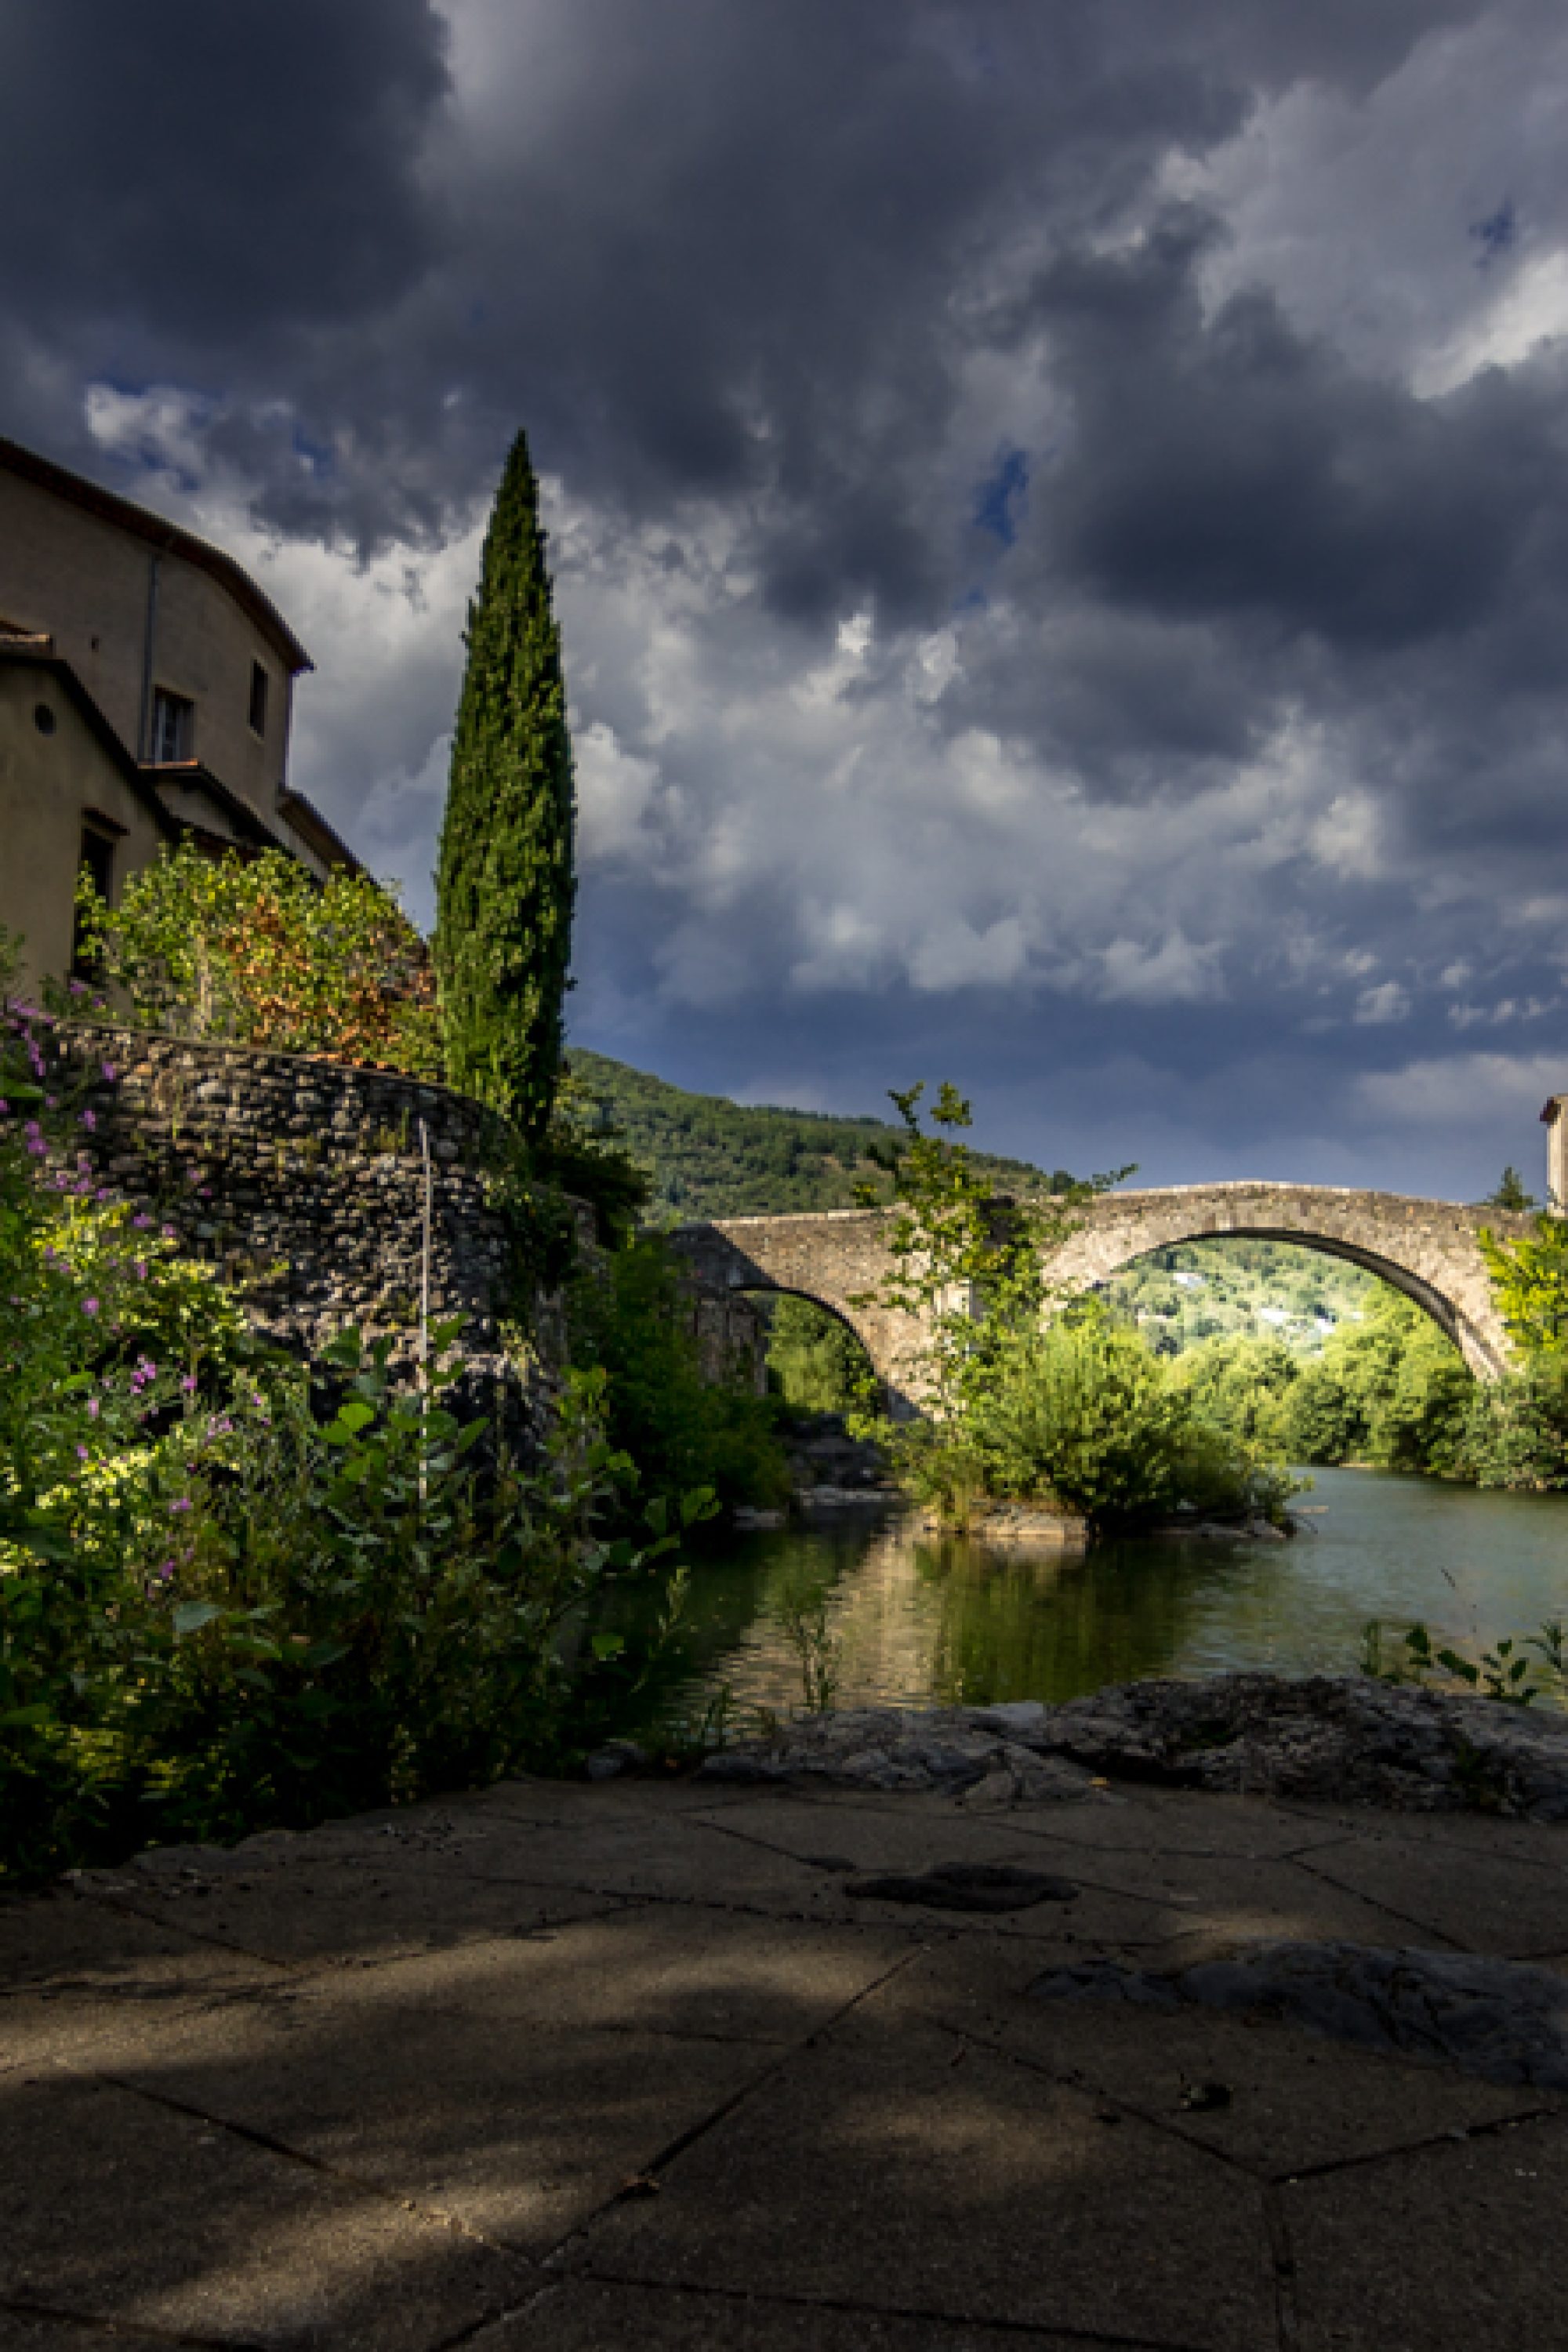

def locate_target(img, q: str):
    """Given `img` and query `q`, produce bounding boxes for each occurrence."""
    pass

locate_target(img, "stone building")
[0,434,357,991]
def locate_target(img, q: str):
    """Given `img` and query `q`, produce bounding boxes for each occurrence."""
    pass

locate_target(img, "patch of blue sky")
[971,445,1029,547]
[1469,196,1516,267]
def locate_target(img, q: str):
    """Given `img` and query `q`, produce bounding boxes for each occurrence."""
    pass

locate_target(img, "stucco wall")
[0,465,292,818]
[0,659,165,990]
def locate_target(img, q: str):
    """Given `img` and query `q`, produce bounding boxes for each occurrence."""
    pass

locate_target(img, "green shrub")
[73,844,442,1076]
[969,1314,1285,1526]
[1,964,700,1882]
[1461,1359,1568,1490]
[1171,1334,1297,1453]
[572,1234,791,1518]
[767,1294,867,1413]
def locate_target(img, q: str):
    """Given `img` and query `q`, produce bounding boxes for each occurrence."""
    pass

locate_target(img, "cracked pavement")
[3,1768,1567,2348]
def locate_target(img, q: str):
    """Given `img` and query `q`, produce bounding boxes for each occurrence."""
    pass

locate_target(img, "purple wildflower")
[132,1214,152,1229]
[180,1374,198,1393]
[76,1444,89,1461]
[87,1396,99,1418]
[80,1108,96,1131]
[170,1497,192,1515]
[101,1063,116,1082]
[82,1296,99,1316]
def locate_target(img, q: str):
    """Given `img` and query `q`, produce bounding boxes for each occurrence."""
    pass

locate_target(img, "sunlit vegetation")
[1098,1239,1379,1355]
[564,1048,1065,1218]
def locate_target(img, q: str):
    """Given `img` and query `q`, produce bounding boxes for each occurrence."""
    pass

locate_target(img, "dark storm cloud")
[1021,212,1561,652]
[4,0,1566,1194]
[0,1,448,339]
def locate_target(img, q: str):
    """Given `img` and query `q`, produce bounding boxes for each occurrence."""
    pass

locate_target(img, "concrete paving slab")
[1278,1801,1568,1864]
[0,2067,532,2348]
[103,1986,788,2258]
[1287,2111,1568,2351]
[85,1864,625,1970]
[996,1786,1358,1860]
[1297,1832,1568,1958]
[483,2275,1124,2348]
[1004,1839,1435,1952]
[1,1886,270,1997]
[1,1892,278,2066]
[564,2016,1277,2350]
[241,1902,923,2045]
[268,1805,885,1919]
[681,1799,1176,1944]
[852,1936,1548,2177]
[0,2317,178,2350]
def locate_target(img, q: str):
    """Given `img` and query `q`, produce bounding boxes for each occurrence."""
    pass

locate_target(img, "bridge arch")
[1043,1184,1522,1380]
[670,1185,1527,1399]
[668,1209,928,1410]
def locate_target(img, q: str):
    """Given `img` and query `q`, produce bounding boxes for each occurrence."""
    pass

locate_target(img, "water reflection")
[592,1467,1568,1739]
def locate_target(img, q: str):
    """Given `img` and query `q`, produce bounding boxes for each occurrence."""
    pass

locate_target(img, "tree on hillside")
[435,430,575,1138]
[1486,1165,1538,1212]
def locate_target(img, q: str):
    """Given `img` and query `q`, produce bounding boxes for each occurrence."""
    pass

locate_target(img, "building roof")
[2,640,347,877]
[143,760,296,857]
[278,787,366,876]
[0,637,176,837]
[0,435,313,676]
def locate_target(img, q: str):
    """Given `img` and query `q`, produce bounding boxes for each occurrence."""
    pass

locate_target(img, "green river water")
[596,1467,1568,1740]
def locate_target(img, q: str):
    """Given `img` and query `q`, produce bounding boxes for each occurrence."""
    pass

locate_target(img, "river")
[593,1467,1568,1741]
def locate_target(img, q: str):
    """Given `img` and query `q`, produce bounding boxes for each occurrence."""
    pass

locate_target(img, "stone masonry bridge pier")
[670,1182,1532,1407]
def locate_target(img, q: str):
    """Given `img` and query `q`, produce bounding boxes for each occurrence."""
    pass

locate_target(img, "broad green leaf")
[172,1601,224,1636]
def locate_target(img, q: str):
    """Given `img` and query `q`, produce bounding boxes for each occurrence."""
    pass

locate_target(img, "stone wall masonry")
[43,1021,769,1424]
[49,1020,517,1367]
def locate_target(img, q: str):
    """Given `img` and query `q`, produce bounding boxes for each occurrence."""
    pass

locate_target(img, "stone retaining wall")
[44,1020,768,1408]
[49,1020,516,1363]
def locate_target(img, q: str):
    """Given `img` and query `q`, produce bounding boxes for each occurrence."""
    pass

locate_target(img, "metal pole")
[418,1117,432,1503]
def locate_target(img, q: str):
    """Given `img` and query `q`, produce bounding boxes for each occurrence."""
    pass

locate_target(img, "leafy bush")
[1171,1334,1298,1453]
[1164,1293,1477,1479]
[767,1294,868,1412]
[1,964,703,1882]
[571,1234,791,1519]
[74,843,442,1076]
[1461,1358,1568,1490]
[971,1314,1289,1526]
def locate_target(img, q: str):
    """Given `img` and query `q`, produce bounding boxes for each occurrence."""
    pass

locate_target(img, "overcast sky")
[6,0,1568,1199]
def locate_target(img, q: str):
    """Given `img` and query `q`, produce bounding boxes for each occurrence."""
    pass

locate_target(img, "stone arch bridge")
[670,1184,1530,1409]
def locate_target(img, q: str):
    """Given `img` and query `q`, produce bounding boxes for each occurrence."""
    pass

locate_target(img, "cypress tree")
[435,430,575,1138]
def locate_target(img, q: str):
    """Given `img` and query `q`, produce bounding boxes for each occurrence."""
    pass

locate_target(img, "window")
[149,688,194,764]
[72,820,120,974]
[249,659,269,738]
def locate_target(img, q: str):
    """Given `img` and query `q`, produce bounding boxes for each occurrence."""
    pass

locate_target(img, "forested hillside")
[567,1052,1388,1358]
[565,1050,1062,1217]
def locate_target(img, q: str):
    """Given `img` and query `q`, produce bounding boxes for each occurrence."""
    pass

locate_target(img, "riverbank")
[8,1679,1568,2347]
